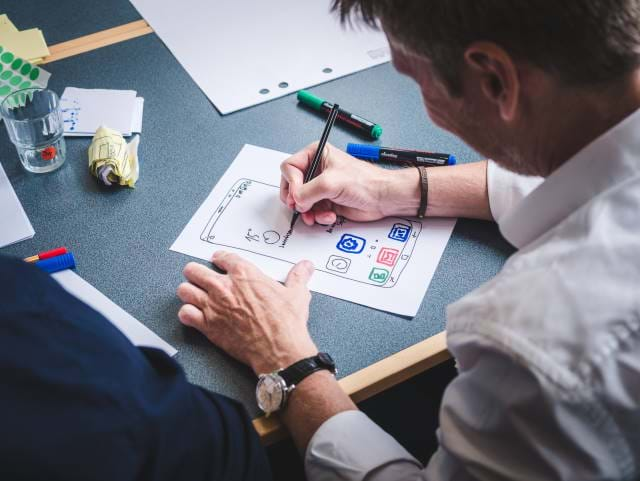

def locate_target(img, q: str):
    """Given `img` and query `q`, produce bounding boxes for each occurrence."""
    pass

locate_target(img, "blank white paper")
[129,0,391,114]
[52,269,177,356]
[171,145,456,316]
[0,162,34,248]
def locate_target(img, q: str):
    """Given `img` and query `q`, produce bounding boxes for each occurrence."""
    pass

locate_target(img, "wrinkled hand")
[280,142,401,226]
[177,251,318,374]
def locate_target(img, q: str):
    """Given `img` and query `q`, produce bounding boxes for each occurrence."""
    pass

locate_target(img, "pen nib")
[290,212,299,230]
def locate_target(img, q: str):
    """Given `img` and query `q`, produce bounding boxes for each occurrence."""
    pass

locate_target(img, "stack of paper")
[61,87,144,137]
[0,14,49,64]
[0,162,34,248]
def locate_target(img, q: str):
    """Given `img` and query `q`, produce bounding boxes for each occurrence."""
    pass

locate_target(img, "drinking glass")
[0,88,66,173]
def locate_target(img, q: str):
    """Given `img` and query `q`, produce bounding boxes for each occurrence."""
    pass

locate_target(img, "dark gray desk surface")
[2,1,142,46]
[0,24,514,417]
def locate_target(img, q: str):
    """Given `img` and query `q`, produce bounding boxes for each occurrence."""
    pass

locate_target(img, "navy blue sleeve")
[0,255,271,481]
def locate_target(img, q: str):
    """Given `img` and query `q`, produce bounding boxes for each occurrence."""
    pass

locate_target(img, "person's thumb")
[284,260,314,290]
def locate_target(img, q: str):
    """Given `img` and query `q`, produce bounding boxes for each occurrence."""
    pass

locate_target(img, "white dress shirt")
[305,108,640,481]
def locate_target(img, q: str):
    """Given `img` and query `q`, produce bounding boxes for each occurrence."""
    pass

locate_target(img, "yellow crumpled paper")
[88,126,139,187]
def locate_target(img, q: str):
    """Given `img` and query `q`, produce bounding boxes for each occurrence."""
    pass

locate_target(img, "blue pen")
[34,252,76,274]
[347,143,456,166]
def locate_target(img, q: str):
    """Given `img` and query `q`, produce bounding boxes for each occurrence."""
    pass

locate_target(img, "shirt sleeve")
[305,410,424,481]
[486,160,543,224]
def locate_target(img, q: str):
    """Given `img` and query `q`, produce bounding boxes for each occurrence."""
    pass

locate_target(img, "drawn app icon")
[388,223,411,242]
[336,234,366,254]
[377,247,399,267]
[369,267,389,284]
[326,255,351,273]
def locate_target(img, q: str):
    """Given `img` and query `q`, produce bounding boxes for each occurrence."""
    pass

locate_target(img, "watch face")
[256,373,285,414]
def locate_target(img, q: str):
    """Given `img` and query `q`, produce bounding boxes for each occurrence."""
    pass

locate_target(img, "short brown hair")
[333,0,640,94]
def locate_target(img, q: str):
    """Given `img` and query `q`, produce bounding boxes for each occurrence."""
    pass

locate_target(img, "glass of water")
[0,88,66,173]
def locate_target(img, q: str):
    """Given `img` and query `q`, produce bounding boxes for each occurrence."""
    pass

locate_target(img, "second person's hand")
[280,142,420,226]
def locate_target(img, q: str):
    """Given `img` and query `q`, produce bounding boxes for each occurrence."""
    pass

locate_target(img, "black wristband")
[416,166,429,218]
[279,353,336,387]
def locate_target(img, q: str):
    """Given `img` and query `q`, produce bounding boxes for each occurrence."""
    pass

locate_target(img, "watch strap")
[416,166,429,219]
[279,353,336,387]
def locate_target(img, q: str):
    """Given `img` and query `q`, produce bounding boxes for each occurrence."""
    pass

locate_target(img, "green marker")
[297,89,382,139]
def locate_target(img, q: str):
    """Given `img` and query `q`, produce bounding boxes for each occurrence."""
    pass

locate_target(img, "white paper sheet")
[171,145,456,316]
[61,88,143,136]
[129,0,391,114]
[52,269,177,356]
[0,162,34,248]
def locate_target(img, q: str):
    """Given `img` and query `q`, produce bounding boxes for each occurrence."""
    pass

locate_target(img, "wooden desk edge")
[253,331,450,445]
[42,20,153,65]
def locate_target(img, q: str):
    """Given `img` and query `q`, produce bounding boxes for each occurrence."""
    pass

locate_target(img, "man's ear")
[464,42,520,122]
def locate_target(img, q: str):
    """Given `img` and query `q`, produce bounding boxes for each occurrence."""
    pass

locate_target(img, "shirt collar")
[500,107,640,249]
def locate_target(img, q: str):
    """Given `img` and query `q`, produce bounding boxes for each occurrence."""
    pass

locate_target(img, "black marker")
[290,104,340,230]
[346,143,456,167]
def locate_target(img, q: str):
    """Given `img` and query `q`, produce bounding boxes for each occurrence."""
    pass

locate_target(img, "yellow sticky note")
[88,126,140,188]
[0,28,50,60]
[0,14,18,34]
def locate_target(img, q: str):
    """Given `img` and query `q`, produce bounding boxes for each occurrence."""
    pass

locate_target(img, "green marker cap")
[297,89,325,111]
[371,124,382,139]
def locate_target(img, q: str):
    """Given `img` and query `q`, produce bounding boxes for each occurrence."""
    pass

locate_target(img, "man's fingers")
[212,250,260,277]
[294,174,340,212]
[312,200,337,225]
[177,282,208,308]
[284,260,314,290]
[178,304,206,328]
[280,163,304,207]
[183,262,223,292]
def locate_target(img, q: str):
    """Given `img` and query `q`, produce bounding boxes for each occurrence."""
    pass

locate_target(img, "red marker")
[23,247,68,263]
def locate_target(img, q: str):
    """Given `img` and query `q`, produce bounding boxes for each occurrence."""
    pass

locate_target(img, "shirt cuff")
[305,410,421,481]
[486,160,543,224]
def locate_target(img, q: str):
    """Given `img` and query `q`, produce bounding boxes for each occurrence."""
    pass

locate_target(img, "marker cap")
[371,124,383,139]
[297,90,325,111]
[35,252,76,274]
[346,143,380,161]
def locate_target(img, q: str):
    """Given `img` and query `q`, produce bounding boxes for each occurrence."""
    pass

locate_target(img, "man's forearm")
[382,160,493,220]
[280,370,357,453]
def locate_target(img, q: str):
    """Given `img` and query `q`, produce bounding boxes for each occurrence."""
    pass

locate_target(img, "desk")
[0,3,514,443]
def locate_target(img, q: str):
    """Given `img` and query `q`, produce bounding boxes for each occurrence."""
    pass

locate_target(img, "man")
[176,1,640,480]
[0,256,271,481]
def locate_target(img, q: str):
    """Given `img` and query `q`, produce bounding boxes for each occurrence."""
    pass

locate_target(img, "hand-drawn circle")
[263,230,281,244]
[330,258,348,270]
[322,67,333,73]
[278,82,288,88]
[259,88,270,94]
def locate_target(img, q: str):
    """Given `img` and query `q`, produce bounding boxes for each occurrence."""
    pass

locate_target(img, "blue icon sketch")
[388,223,411,242]
[336,234,366,254]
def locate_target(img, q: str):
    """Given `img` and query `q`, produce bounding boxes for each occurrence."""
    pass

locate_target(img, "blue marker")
[347,143,456,167]
[34,252,76,274]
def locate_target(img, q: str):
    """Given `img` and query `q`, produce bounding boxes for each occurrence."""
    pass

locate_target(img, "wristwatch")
[256,353,336,415]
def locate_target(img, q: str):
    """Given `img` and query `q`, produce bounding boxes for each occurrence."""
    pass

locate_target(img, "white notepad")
[53,269,177,356]
[130,0,391,114]
[61,87,144,137]
[0,162,34,248]
[171,145,456,316]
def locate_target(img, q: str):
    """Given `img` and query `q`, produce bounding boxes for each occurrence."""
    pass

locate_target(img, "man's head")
[333,0,640,176]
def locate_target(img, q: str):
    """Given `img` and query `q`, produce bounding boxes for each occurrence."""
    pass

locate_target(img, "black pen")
[290,104,340,230]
